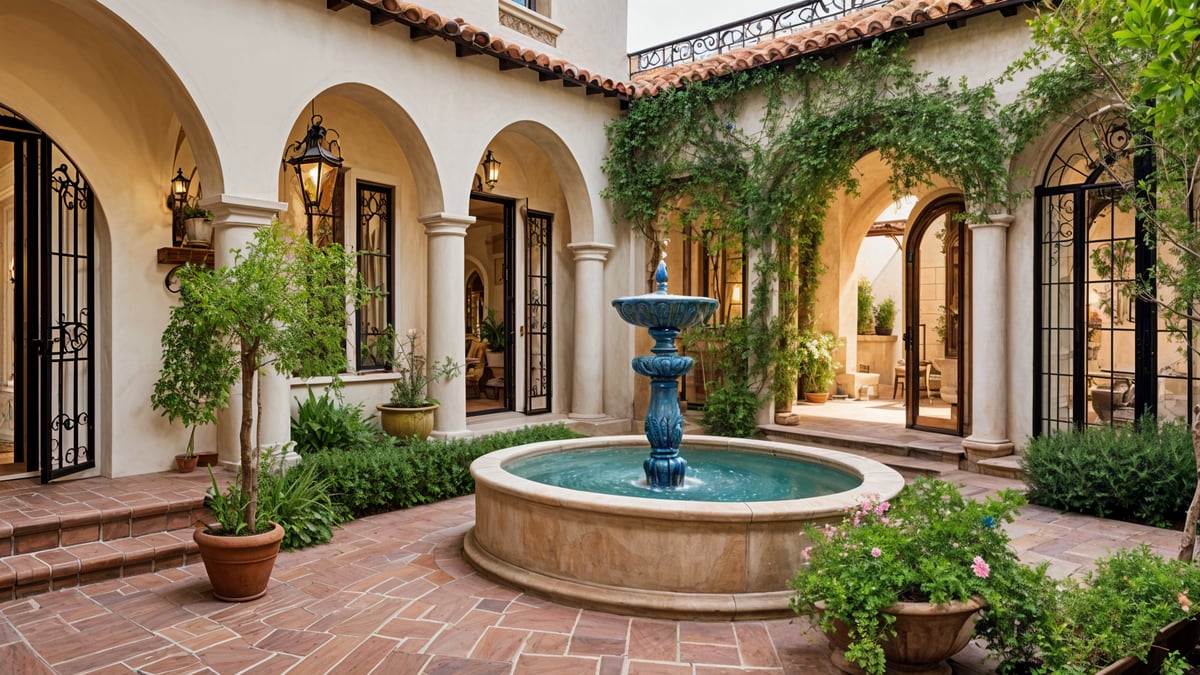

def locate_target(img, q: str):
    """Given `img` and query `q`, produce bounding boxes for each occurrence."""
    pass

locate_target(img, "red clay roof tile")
[629,0,1018,98]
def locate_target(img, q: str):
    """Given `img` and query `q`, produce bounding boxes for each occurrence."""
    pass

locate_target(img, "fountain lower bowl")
[464,434,905,620]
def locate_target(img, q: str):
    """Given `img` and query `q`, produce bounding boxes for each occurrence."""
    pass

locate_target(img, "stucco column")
[201,195,296,467]
[421,212,474,438]
[963,213,1014,459]
[568,242,615,419]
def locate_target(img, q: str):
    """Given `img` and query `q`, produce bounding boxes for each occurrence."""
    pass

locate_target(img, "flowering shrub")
[789,478,1027,675]
[796,330,840,393]
[387,329,462,408]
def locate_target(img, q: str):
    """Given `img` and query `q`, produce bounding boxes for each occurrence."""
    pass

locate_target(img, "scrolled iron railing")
[629,0,892,74]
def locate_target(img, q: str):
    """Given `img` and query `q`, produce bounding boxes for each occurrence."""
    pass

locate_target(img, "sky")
[627,0,790,52]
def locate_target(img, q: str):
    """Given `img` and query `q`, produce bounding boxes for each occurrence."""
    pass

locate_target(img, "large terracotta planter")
[377,403,438,440]
[194,522,284,602]
[819,596,986,675]
[804,392,830,404]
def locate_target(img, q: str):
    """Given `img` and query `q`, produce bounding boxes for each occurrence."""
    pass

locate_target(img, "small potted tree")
[376,328,461,440]
[874,298,896,336]
[154,220,365,601]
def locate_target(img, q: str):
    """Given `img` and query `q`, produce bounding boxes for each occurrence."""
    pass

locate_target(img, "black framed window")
[356,181,393,371]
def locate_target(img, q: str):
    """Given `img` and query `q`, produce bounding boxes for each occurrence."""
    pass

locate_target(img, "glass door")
[905,198,966,433]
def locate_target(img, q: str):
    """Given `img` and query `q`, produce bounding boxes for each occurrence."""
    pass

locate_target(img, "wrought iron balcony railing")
[629,0,892,75]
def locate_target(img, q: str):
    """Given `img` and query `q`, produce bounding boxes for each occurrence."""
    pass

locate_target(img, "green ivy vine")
[603,38,1039,434]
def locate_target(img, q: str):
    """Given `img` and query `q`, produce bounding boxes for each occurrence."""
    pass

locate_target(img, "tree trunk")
[1179,404,1200,561]
[240,341,258,534]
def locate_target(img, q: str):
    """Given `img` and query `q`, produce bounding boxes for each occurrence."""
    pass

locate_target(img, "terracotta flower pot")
[818,596,986,675]
[194,522,285,602]
[377,403,438,440]
[174,454,198,473]
[804,392,830,404]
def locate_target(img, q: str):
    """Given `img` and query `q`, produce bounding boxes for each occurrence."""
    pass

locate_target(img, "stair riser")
[0,538,201,601]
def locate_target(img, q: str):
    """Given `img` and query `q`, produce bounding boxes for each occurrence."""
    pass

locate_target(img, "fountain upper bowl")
[611,294,718,330]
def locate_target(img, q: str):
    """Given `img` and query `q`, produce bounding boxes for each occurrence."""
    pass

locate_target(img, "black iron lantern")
[169,168,191,211]
[481,150,501,190]
[285,114,343,216]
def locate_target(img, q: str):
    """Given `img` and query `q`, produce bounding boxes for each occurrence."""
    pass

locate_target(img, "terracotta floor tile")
[253,628,332,655]
[0,642,56,674]
[334,635,400,673]
[628,661,693,675]
[523,629,570,655]
[680,641,741,666]
[514,653,602,674]
[735,622,781,667]
[630,618,678,661]
[470,625,528,661]
[371,649,431,673]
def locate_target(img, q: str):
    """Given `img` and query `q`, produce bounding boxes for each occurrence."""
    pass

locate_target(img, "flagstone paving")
[0,467,1184,674]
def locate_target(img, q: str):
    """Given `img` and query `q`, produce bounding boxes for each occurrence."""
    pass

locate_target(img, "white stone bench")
[835,372,880,400]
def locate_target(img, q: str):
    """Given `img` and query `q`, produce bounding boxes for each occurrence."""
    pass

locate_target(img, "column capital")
[568,241,615,263]
[968,213,1015,232]
[419,212,474,238]
[199,194,286,228]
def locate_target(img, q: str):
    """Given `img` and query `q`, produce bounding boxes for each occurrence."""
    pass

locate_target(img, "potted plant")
[479,308,506,371]
[790,478,1029,675]
[180,200,214,248]
[797,330,840,403]
[874,298,896,336]
[154,220,365,601]
[376,328,461,440]
[857,279,876,335]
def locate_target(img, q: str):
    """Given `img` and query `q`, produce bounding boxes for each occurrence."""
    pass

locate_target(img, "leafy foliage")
[387,328,462,408]
[303,423,584,520]
[874,298,896,333]
[1022,419,1195,527]
[258,461,340,551]
[857,279,876,335]
[603,39,1018,412]
[789,478,1028,675]
[156,221,369,532]
[1039,546,1200,673]
[291,388,382,455]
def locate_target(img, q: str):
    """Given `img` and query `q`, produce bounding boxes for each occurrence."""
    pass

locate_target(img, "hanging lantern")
[481,150,501,190]
[169,168,191,211]
[285,114,343,217]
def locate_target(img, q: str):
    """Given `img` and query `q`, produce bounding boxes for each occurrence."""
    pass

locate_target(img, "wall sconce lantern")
[168,168,191,211]
[285,113,343,218]
[481,150,501,191]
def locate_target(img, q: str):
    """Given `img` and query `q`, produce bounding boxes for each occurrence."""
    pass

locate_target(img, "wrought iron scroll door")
[524,209,552,414]
[1,111,95,482]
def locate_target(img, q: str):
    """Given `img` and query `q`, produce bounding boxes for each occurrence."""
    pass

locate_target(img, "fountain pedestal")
[612,260,717,489]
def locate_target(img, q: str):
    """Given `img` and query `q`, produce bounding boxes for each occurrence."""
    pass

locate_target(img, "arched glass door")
[904,197,966,433]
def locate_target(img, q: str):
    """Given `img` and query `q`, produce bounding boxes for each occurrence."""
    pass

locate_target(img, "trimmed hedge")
[1022,419,1195,527]
[303,423,584,520]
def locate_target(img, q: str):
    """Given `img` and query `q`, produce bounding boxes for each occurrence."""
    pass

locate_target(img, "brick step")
[0,526,202,600]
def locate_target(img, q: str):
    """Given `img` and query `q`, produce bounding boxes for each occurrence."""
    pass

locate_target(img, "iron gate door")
[524,209,551,414]
[3,109,95,482]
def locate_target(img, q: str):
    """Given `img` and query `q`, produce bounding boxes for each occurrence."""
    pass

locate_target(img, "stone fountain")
[463,247,904,619]
[610,253,717,488]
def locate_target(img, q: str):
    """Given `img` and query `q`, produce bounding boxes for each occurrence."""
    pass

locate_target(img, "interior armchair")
[465,335,489,397]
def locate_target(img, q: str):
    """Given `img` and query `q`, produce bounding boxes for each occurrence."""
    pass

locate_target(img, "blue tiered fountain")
[611,248,718,488]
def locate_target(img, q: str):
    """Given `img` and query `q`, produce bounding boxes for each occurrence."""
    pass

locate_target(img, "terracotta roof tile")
[630,0,1018,98]
[331,0,627,99]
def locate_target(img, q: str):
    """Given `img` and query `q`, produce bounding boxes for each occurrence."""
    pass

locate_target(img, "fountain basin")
[464,435,905,619]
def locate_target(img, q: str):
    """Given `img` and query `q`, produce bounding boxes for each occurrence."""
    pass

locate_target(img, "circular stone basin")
[464,435,905,620]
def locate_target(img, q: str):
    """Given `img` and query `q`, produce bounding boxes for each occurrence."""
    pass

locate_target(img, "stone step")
[975,455,1025,481]
[760,423,967,476]
[0,526,201,600]
[760,424,912,458]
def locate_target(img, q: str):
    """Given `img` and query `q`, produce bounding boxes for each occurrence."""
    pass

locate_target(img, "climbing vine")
[603,38,1029,433]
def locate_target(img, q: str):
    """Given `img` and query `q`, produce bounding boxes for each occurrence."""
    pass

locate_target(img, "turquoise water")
[506,447,861,502]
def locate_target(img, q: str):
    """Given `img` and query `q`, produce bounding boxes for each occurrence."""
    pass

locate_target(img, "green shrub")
[1022,419,1194,527]
[291,388,381,455]
[304,423,584,519]
[1039,546,1200,673]
[700,380,761,437]
[857,278,875,335]
[258,461,340,551]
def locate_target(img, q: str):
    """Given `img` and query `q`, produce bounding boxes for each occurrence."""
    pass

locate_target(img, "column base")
[430,429,473,440]
[962,436,1014,462]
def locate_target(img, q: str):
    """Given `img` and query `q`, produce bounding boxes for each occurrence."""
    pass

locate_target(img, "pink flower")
[874,501,890,516]
[871,547,882,558]
[801,546,813,561]
[972,556,990,579]
[1180,592,1191,612]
